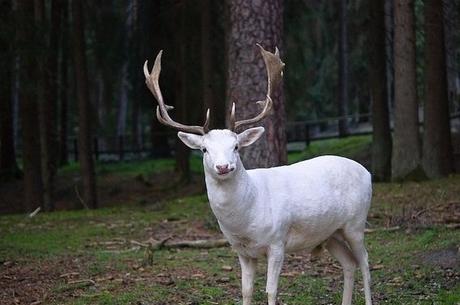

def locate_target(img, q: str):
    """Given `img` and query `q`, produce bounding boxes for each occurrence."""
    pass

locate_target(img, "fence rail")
[62,111,460,162]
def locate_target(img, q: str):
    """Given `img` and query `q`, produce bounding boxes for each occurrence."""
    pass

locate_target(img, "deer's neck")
[204,158,257,229]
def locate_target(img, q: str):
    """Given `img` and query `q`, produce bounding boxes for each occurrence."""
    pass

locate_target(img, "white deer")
[144,45,373,305]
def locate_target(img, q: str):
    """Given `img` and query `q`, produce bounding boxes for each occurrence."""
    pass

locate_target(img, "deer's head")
[143,45,284,179]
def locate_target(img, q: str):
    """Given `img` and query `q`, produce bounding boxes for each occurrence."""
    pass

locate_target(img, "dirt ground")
[0,169,206,215]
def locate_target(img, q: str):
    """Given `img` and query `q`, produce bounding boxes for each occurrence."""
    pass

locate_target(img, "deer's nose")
[216,164,231,175]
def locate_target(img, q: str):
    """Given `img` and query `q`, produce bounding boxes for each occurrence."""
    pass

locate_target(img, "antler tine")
[230,44,285,131]
[144,50,209,135]
[228,102,236,131]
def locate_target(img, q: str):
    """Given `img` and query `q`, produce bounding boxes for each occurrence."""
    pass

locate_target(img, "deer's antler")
[144,51,210,135]
[228,44,285,131]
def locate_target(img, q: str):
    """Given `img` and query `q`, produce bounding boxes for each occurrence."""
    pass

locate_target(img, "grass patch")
[1,179,459,304]
[288,135,372,163]
[59,155,203,177]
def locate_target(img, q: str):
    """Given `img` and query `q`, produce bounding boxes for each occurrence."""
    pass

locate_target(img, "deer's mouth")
[217,167,235,176]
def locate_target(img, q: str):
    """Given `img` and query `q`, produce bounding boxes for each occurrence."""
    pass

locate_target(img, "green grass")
[288,135,372,163]
[1,184,459,304]
[58,135,371,177]
[59,154,203,177]
[0,195,209,260]
[2,136,459,304]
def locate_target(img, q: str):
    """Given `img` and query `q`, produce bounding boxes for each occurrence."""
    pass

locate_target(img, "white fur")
[178,129,373,305]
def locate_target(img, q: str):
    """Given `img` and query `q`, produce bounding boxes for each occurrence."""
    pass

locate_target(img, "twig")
[364,226,401,233]
[28,207,41,218]
[167,239,229,249]
[74,185,89,209]
[67,279,96,286]
[132,237,229,251]
[59,272,80,278]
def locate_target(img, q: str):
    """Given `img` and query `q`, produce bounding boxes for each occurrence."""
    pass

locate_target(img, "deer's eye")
[202,148,207,153]
[234,145,239,151]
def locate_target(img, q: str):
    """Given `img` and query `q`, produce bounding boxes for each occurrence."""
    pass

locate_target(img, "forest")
[0,0,459,304]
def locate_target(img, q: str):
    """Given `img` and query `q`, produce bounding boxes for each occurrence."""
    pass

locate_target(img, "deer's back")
[247,155,372,252]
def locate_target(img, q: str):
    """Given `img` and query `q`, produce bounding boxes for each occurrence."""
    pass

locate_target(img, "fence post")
[73,139,78,162]
[93,137,99,161]
[304,123,310,147]
[118,135,124,161]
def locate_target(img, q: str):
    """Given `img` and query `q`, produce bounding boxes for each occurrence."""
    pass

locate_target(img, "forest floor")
[0,136,459,305]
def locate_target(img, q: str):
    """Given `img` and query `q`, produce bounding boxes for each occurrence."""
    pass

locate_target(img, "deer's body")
[144,46,373,305]
[206,154,371,260]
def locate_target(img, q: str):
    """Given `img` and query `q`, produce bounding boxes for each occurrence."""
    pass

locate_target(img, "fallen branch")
[364,226,401,233]
[164,239,230,249]
[59,272,80,278]
[67,279,96,286]
[28,207,41,218]
[74,185,89,210]
[131,237,229,251]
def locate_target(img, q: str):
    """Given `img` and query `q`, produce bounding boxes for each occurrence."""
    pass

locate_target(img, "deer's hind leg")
[343,226,372,305]
[326,235,357,305]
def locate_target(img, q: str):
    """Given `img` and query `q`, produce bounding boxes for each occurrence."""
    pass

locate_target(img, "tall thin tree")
[0,0,21,181]
[34,0,54,211]
[72,0,97,208]
[392,0,422,180]
[226,0,286,169]
[201,0,215,128]
[369,0,392,181]
[59,0,69,166]
[17,0,44,211]
[422,0,453,178]
[174,0,191,181]
[337,0,349,137]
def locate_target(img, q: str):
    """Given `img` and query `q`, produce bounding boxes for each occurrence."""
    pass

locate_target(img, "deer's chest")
[225,232,269,258]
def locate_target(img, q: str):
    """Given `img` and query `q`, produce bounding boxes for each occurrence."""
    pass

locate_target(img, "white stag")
[143,45,372,305]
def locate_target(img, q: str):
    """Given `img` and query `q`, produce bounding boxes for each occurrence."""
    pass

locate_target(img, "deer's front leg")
[239,255,257,305]
[266,245,284,305]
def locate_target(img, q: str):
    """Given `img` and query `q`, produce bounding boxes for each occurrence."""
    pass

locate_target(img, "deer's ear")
[237,127,265,147]
[177,132,202,149]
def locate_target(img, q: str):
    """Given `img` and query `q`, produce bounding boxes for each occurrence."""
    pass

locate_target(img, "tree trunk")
[116,63,129,139]
[369,0,392,182]
[174,0,191,181]
[45,0,60,171]
[201,0,215,128]
[422,0,453,178]
[0,0,21,181]
[72,0,97,209]
[337,0,349,137]
[385,0,395,110]
[58,0,69,166]
[130,0,142,150]
[226,0,286,169]
[392,0,422,181]
[17,0,44,211]
[443,0,457,111]
[138,0,171,158]
[35,0,54,211]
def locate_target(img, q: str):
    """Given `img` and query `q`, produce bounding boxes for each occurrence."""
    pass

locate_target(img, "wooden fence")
[66,111,460,162]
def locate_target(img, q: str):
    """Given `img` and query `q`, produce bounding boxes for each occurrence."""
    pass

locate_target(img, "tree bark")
[201,0,215,128]
[174,0,191,181]
[385,0,394,111]
[0,0,21,181]
[45,0,61,171]
[392,0,422,181]
[337,0,349,137]
[422,0,453,178]
[16,0,44,211]
[72,0,97,208]
[35,0,53,211]
[226,0,286,169]
[369,0,392,182]
[59,0,69,166]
